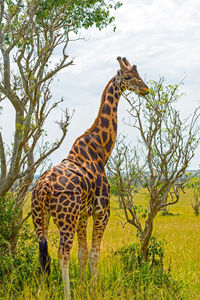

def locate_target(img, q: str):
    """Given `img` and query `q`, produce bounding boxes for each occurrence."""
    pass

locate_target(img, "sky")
[1,0,200,169]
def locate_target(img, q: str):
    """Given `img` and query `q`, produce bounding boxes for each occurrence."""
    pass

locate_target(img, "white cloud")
[49,0,200,168]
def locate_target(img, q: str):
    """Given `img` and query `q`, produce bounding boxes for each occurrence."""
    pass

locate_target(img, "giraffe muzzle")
[139,88,150,96]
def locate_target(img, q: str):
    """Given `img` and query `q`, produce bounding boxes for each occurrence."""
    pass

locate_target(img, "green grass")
[1,188,200,299]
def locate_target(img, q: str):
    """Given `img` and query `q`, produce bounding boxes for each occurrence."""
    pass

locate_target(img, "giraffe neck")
[88,76,122,162]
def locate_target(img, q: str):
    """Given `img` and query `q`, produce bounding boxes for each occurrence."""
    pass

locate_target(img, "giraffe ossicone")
[31,56,149,299]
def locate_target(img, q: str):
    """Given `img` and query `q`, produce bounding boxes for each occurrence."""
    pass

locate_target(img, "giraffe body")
[31,57,149,299]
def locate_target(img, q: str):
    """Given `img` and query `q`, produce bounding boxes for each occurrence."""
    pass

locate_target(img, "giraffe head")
[116,56,149,96]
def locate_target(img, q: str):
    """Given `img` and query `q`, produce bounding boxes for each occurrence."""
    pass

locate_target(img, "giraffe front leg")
[77,217,89,280]
[90,207,110,279]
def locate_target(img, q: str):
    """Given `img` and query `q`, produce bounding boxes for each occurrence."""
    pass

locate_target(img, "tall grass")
[1,188,199,299]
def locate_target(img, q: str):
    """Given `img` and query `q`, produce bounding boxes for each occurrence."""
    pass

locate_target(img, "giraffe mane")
[86,77,114,134]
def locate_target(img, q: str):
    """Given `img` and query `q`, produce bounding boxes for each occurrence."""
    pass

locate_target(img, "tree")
[0,0,122,252]
[187,177,200,216]
[108,79,200,259]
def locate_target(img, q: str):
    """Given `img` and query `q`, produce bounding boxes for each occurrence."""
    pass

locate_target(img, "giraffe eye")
[124,75,131,80]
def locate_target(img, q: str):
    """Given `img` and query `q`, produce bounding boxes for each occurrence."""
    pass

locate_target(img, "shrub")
[0,220,69,299]
[0,194,21,254]
[114,237,183,296]
[191,198,200,216]
[0,222,38,293]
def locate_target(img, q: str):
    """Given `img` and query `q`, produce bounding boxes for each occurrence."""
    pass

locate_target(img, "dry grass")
[22,188,200,299]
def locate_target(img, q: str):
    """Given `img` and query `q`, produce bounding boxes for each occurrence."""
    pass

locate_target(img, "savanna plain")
[1,188,200,300]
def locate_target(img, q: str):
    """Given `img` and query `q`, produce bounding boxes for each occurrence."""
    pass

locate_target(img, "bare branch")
[0,130,6,180]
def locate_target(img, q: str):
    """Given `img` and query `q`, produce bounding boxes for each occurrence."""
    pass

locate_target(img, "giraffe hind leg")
[51,191,81,300]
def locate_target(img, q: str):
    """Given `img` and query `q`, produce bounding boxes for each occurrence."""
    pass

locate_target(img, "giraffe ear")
[116,69,122,84]
[131,64,137,71]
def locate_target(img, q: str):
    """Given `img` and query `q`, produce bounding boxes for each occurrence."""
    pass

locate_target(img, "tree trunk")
[140,213,154,259]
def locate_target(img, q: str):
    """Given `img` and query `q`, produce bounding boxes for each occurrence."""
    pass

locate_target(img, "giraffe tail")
[39,239,51,275]
[31,179,51,276]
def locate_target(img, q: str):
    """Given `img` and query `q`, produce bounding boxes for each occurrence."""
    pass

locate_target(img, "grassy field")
[2,188,200,299]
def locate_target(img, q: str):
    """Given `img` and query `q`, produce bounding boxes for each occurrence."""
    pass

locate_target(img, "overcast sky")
[1,0,200,169]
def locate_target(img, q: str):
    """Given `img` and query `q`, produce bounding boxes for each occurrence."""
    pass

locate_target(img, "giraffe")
[31,56,149,299]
